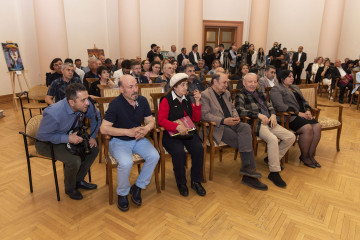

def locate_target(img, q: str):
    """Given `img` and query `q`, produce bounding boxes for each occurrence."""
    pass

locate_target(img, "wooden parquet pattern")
[1,96,360,240]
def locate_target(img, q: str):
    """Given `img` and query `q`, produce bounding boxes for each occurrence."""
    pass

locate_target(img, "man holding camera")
[268,42,284,78]
[36,83,100,200]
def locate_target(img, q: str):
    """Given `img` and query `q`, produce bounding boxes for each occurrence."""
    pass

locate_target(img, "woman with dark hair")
[144,61,161,83]
[157,73,206,197]
[170,59,179,73]
[141,59,150,73]
[208,59,221,75]
[246,44,256,67]
[270,70,322,168]
[89,65,115,98]
[230,64,249,89]
[256,48,266,77]
[203,46,216,70]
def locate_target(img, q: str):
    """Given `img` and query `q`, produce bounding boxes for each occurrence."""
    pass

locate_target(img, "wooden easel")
[8,70,30,110]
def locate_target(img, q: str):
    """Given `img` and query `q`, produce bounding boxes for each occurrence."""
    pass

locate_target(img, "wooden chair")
[350,70,360,109]
[138,83,164,113]
[98,85,120,97]
[19,115,61,201]
[150,92,207,189]
[150,76,157,83]
[229,80,239,92]
[18,85,48,127]
[96,97,161,204]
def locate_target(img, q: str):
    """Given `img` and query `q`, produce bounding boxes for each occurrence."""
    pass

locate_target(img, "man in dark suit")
[131,60,149,84]
[292,46,307,85]
[177,48,188,66]
[332,59,353,104]
[147,44,163,63]
[189,44,201,67]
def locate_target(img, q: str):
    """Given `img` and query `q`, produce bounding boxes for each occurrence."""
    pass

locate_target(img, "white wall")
[266,0,325,76]
[203,0,251,43]
[338,0,360,61]
[0,0,41,97]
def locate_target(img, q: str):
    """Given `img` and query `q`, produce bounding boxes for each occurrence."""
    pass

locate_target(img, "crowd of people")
[37,41,359,212]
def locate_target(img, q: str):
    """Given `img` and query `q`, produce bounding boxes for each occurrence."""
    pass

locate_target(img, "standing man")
[36,83,100,200]
[177,48,188,67]
[217,44,225,65]
[167,45,177,59]
[147,44,163,63]
[100,75,160,212]
[292,46,307,85]
[189,44,201,67]
[200,73,268,190]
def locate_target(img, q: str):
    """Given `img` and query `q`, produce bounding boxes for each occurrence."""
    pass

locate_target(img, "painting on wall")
[87,49,104,59]
[2,43,24,71]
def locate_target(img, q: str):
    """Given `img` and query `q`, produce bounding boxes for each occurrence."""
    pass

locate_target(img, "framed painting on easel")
[2,43,24,71]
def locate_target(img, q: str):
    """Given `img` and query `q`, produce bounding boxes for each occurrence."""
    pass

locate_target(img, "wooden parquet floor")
[1,96,360,240]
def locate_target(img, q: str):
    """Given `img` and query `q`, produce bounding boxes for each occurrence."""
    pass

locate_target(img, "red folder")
[167,116,196,136]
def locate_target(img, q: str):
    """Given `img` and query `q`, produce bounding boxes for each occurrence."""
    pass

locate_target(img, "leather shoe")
[177,184,189,197]
[65,189,83,200]
[311,158,321,168]
[239,168,262,178]
[191,181,206,196]
[130,184,142,206]
[241,176,268,190]
[117,195,129,212]
[299,157,316,168]
[76,180,97,190]
[268,172,287,188]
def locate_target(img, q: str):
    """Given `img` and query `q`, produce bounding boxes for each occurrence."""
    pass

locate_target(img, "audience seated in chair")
[46,58,63,87]
[145,61,161,83]
[230,64,249,89]
[158,73,206,197]
[258,65,278,96]
[113,59,131,85]
[270,70,322,168]
[36,83,100,200]
[45,62,81,105]
[208,59,221,75]
[83,57,101,90]
[235,73,295,188]
[184,64,205,103]
[332,59,353,104]
[100,75,159,212]
[315,59,332,98]
[131,60,149,84]
[88,66,115,98]
[155,63,174,91]
[201,73,268,190]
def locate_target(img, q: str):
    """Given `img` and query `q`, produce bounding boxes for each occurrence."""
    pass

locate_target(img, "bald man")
[100,75,159,212]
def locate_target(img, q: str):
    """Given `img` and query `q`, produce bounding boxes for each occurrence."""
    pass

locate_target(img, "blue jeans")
[109,137,159,196]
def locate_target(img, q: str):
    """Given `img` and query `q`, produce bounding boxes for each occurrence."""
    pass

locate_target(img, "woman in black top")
[89,66,115,98]
[230,64,249,89]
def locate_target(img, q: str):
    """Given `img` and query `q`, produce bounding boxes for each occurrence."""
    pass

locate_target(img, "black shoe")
[299,157,316,168]
[65,189,83,200]
[191,181,206,196]
[268,172,287,188]
[177,184,189,197]
[239,168,262,178]
[117,195,129,212]
[264,157,284,171]
[241,176,268,190]
[76,180,97,190]
[130,184,142,206]
[311,158,321,168]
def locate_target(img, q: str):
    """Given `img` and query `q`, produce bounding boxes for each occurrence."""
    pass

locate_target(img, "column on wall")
[184,0,203,53]
[317,0,346,60]
[33,0,69,84]
[248,0,270,50]
[118,0,141,59]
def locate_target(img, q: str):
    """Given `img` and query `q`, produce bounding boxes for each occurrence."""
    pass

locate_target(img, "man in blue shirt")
[100,75,159,212]
[45,62,81,105]
[36,83,100,200]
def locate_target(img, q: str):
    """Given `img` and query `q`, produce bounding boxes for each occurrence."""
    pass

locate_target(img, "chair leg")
[98,135,103,163]
[336,127,341,152]
[350,94,354,107]
[52,160,60,201]
[219,149,223,162]
[154,162,161,193]
[234,150,238,160]
[161,152,165,190]
[209,147,215,181]
[88,168,91,182]
[108,163,113,205]
[137,164,141,174]
[285,151,289,163]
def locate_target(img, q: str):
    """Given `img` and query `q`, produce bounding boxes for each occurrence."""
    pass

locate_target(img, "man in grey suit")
[258,65,279,96]
[200,73,268,190]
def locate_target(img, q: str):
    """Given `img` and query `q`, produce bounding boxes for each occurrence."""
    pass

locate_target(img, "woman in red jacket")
[158,73,206,197]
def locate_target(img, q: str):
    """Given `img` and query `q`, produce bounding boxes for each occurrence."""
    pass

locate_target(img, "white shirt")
[113,69,124,85]
[171,90,186,101]
[297,52,302,62]
[337,67,346,77]
[193,51,198,63]
[167,51,177,58]
[75,68,85,82]
[266,77,275,87]
[220,51,224,65]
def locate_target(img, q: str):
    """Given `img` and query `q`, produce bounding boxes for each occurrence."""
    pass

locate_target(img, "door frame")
[203,20,243,49]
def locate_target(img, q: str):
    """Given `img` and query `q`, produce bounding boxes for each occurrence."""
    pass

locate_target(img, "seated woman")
[315,59,333,96]
[270,70,322,168]
[312,56,324,79]
[141,59,150,73]
[170,59,179,73]
[88,66,115,98]
[158,73,206,197]
[230,64,249,89]
[144,61,161,83]
[235,73,295,187]
[208,59,221,75]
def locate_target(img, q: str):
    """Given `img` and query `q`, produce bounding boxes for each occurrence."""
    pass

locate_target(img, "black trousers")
[293,67,303,85]
[162,133,204,184]
[338,81,353,101]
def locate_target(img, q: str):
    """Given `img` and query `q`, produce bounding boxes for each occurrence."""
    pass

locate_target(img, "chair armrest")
[18,131,52,144]
[17,91,29,98]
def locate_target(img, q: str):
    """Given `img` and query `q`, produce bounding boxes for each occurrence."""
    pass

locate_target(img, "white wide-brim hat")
[170,73,188,87]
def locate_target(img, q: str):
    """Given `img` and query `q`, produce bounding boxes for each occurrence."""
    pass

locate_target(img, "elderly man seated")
[201,73,267,190]
[235,73,295,188]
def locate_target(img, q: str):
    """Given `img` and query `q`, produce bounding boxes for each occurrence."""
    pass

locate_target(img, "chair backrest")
[98,85,120,97]
[86,78,99,85]
[95,97,117,119]
[138,83,164,112]
[265,87,272,102]
[25,115,43,146]
[229,80,238,91]
[298,84,317,108]
[150,92,167,127]
[28,85,48,101]
[150,76,157,82]
[203,74,212,83]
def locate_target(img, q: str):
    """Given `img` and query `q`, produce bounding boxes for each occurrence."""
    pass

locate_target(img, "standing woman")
[256,48,266,77]
[158,73,206,197]
[270,70,322,168]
